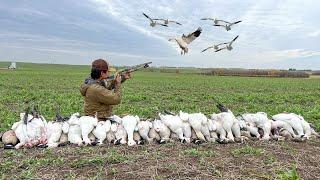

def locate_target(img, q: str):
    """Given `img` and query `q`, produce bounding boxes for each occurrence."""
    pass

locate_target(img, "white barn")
[8,62,16,69]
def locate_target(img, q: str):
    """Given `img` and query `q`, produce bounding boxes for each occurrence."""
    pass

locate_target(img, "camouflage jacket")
[80,77,121,120]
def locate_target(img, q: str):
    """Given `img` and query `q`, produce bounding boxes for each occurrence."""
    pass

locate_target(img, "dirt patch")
[309,75,320,79]
[1,140,320,179]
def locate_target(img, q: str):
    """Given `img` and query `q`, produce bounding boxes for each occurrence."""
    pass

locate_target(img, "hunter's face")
[100,70,109,79]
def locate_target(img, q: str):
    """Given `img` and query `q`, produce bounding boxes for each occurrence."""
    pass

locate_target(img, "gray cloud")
[0,0,319,69]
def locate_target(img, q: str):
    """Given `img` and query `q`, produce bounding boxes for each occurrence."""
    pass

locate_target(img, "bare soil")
[1,139,320,179]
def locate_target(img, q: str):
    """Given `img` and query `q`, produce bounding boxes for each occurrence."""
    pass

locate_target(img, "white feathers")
[241,112,272,140]
[12,113,48,149]
[137,120,153,142]
[92,120,111,145]
[179,111,208,141]
[159,113,185,142]
[152,119,171,143]
[79,115,98,145]
[122,115,140,146]
[169,27,202,55]
[7,108,318,149]
[272,113,312,139]
[46,121,63,148]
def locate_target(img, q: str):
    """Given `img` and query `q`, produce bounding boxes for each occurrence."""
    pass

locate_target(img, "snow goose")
[214,35,239,52]
[201,17,225,25]
[201,42,228,52]
[169,27,202,55]
[213,20,242,31]
[153,18,182,25]
[143,13,168,27]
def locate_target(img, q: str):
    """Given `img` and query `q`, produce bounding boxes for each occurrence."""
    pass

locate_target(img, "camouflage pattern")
[80,77,121,120]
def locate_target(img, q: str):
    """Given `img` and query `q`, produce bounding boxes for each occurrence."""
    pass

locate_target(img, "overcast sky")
[0,0,319,69]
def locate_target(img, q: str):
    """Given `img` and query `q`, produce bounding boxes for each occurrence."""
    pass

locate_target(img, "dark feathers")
[216,103,228,112]
[23,107,31,124]
[164,110,175,115]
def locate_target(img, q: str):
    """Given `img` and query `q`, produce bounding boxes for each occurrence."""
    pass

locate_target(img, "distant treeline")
[311,71,320,75]
[200,69,310,78]
[144,67,317,78]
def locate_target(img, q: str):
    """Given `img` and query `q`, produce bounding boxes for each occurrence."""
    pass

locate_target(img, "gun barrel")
[106,61,152,81]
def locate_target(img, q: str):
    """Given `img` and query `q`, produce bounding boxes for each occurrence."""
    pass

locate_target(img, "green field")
[1,62,320,179]
[1,62,320,131]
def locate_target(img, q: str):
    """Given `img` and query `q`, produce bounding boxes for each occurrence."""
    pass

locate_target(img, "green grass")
[70,150,133,168]
[0,62,320,131]
[276,165,300,180]
[231,145,265,157]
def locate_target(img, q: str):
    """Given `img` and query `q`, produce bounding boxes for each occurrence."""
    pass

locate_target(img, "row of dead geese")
[142,13,242,55]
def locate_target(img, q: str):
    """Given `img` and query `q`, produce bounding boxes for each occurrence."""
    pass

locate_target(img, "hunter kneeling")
[80,59,131,121]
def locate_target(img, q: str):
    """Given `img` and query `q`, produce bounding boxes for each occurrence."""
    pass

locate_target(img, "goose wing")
[201,46,214,52]
[182,27,202,44]
[169,20,182,25]
[216,42,229,46]
[230,20,242,25]
[153,18,166,21]
[156,22,168,27]
[201,18,215,21]
[214,24,226,27]
[229,35,239,46]
[143,13,153,22]
[218,19,231,24]
[215,46,227,52]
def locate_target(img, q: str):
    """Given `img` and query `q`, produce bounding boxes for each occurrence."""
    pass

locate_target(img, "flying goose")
[215,35,239,52]
[142,13,168,27]
[214,20,242,31]
[203,35,239,53]
[153,18,182,25]
[201,18,224,25]
[169,27,202,55]
[201,42,228,53]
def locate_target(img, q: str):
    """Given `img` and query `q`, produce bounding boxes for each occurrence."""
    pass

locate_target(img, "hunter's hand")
[115,74,122,85]
[124,72,132,79]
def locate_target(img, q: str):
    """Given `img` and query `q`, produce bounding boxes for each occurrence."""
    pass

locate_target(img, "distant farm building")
[8,62,16,69]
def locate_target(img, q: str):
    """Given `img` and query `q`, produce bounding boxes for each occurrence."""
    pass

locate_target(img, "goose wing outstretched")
[214,24,226,27]
[218,20,231,24]
[201,46,214,53]
[201,18,215,21]
[156,22,168,27]
[154,18,182,25]
[215,46,227,52]
[169,20,182,25]
[230,20,242,25]
[229,35,239,46]
[153,18,166,21]
[143,13,153,22]
[182,27,202,44]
